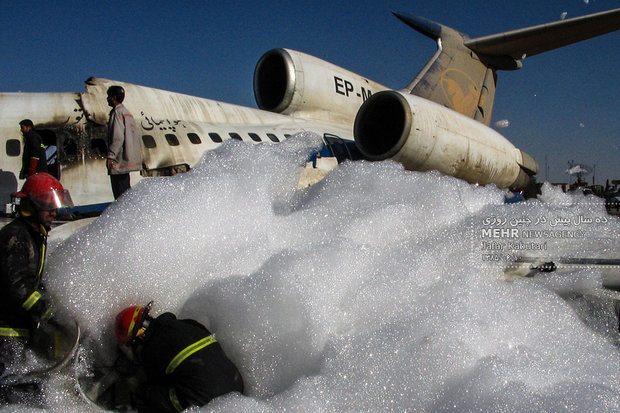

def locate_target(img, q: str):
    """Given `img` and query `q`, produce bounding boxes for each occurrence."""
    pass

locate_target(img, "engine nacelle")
[353,91,538,190]
[254,48,388,127]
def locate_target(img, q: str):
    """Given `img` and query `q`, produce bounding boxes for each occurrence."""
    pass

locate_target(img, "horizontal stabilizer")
[464,8,620,59]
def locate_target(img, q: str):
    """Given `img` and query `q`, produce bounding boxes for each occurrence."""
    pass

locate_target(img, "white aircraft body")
[1,9,618,214]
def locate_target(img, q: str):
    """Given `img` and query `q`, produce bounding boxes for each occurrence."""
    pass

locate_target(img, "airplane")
[1,8,618,215]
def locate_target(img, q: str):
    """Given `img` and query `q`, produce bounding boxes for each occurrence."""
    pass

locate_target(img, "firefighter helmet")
[114,302,152,344]
[15,173,74,211]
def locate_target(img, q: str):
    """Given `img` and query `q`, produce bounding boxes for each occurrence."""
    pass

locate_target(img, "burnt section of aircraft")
[0,91,104,172]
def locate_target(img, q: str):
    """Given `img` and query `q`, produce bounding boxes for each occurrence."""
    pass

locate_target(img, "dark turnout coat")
[133,313,243,413]
[20,130,48,179]
[0,217,54,337]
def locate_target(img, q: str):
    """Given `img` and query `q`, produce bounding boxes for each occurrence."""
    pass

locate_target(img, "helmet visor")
[30,189,74,210]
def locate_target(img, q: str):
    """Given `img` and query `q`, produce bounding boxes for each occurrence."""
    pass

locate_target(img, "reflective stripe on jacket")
[165,334,217,375]
[0,326,30,338]
[0,217,54,330]
[133,313,243,413]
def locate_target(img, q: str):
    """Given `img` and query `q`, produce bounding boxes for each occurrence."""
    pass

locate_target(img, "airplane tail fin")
[394,8,620,125]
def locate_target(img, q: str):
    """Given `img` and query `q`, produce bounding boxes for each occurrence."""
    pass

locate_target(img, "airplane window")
[284,134,291,139]
[208,133,223,143]
[142,135,157,149]
[187,133,202,144]
[248,133,262,142]
[6,139,21,157]
[229,133,242,141]
[165,134,180,146]
[266,133,280,142]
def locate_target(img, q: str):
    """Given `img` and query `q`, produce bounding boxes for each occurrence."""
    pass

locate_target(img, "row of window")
[3,131,294,157]
[5,133,365,165]
[144,131,292,149]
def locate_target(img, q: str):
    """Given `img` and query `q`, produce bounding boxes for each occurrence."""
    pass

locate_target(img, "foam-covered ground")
[5,132,620,411]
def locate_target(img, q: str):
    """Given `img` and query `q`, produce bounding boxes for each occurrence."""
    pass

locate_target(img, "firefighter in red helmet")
[0,173,74,383]
[114,302,244,412]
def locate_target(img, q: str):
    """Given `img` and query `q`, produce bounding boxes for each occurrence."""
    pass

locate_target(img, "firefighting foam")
[7,132,620,411]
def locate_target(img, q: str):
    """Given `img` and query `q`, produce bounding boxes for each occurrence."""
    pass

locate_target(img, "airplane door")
[323,134,365,163]
[38,129,60,179]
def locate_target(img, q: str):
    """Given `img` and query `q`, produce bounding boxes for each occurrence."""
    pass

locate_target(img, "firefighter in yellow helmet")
[114,302,243,412]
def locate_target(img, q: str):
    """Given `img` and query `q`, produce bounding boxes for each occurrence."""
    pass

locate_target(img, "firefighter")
[114,302,244,412]
[18,119,48,179]
[0,173,74,400]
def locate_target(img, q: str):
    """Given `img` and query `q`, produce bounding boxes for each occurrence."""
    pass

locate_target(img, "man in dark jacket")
[19,119,48,180]
[115,303,244,412]
[0,173,74,375]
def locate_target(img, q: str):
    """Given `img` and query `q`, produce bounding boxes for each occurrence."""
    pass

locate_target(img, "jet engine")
[254,48,387,126]
[353,91,538,190]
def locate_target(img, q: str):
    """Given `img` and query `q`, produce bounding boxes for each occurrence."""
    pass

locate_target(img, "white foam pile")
[6,132,620,411]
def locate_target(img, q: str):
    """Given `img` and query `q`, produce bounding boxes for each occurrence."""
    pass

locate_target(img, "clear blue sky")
[1,0,618,185]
